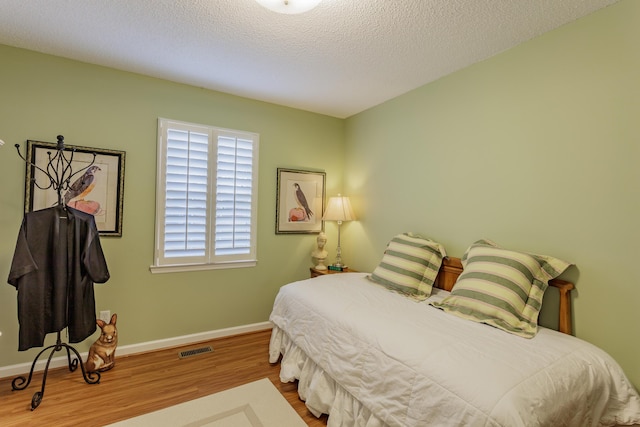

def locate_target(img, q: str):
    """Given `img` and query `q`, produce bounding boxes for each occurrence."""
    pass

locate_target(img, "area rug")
[106,378,307,426]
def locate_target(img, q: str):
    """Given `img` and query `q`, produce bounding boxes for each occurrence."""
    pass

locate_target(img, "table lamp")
[322,194,356,267]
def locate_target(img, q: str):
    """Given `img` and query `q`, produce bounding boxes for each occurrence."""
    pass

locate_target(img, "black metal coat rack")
[12,135,101,410]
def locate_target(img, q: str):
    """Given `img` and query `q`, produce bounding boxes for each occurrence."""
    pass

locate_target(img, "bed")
[269,237,640,427]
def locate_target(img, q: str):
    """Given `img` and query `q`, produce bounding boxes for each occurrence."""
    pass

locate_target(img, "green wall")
[344,0,639,387]
[0,44,344,367]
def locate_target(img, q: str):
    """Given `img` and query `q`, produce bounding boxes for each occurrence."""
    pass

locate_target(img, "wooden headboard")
[434,257,575,335]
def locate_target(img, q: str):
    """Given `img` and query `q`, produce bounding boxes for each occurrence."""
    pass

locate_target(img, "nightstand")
[310,267,355,278]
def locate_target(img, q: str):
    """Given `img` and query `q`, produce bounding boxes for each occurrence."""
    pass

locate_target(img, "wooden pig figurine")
[85,313,118,373]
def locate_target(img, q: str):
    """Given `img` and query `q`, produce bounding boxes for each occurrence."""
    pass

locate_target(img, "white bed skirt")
[270,325,389,427]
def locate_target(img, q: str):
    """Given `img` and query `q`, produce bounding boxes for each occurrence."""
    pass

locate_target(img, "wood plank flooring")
[0,329,328,426]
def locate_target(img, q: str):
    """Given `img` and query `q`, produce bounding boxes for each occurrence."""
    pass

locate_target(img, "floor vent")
[179,346,213,359]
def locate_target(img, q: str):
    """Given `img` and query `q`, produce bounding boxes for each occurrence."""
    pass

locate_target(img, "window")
[151,118,259,273]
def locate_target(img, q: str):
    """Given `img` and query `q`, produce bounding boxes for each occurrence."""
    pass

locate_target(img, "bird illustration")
[294,183,313,218]
[64,165,101,204]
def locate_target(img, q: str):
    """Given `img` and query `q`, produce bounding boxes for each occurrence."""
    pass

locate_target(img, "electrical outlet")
[99,310,111,323]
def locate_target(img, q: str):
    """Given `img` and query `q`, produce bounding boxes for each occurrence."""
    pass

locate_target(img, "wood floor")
[0,329,328,426]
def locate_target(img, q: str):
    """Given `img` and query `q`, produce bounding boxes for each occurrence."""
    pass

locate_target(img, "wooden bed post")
[551,279,575,335]
[435,257,463,292]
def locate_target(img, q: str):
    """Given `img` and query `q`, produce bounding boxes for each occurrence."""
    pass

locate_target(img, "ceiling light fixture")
[255,0,322,15]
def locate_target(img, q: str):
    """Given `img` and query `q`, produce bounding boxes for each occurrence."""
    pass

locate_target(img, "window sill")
[149,260,257,274]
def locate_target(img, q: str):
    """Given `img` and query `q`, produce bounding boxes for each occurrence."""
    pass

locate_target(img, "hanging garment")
[7,205,110,351]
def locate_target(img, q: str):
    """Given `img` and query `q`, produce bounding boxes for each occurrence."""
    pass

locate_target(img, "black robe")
[7,205,110,351]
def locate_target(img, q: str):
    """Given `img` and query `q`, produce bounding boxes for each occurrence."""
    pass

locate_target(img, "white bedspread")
[269,273,640,427]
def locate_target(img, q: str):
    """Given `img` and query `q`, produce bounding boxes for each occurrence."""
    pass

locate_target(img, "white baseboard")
[0,321,273,380]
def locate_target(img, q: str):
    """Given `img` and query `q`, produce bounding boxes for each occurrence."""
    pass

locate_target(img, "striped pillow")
[430,239,571,338]
[368,233,446,301]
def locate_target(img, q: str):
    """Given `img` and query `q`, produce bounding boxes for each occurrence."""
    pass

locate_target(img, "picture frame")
[276,168,325,234]
[24,140,126,237]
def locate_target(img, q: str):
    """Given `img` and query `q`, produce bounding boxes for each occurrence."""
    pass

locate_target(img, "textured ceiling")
[0,0,619,118]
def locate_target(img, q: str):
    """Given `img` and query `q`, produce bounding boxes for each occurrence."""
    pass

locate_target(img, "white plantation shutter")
[153,119,259,272]
[164,128,209,260]
[215,135,254,257]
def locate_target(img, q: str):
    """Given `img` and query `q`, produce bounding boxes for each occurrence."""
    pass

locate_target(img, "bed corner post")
[553,280,575,335]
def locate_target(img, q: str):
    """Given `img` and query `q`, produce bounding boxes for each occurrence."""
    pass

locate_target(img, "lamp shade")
[322,195,356,222]
[255,0,322,14]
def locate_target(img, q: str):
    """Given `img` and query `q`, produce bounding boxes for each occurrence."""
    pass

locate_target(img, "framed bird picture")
[276,168,325,234]
[24,140,126,237]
